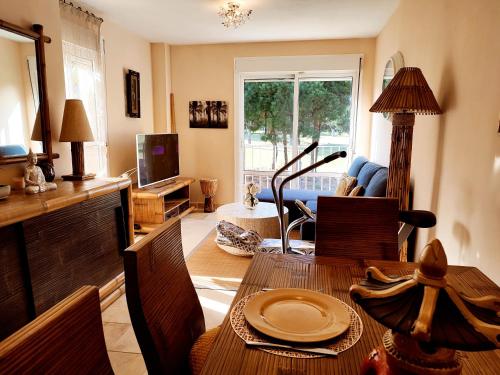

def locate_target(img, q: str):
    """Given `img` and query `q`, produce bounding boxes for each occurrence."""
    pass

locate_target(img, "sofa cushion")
[257,188,332,222]
[363,168,388,197]
[357,162,383,188]
[257,188,331,203]
[347,156,369,177]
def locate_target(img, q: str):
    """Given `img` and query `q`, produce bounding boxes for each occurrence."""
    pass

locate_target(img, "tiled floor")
[102,211,235,374]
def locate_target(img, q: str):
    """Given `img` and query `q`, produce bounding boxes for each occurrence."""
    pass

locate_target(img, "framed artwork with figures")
[126,69,140,118]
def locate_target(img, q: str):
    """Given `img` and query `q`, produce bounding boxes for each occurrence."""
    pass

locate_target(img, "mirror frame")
[0,19,58,165]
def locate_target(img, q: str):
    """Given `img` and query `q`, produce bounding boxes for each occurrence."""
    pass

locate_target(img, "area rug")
[186,230,252,291]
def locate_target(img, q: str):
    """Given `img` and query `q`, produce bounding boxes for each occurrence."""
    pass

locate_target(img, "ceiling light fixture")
[218,2,253,29]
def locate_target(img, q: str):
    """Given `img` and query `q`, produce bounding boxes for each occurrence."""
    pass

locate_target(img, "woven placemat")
[230,291,363,358]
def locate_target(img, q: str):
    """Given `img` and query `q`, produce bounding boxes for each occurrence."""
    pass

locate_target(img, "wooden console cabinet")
[0,178,133,340]
[132,177,195,233]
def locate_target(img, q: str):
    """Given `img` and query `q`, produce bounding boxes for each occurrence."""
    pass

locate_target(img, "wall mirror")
[382,51,405,120]
[0,20,55,165]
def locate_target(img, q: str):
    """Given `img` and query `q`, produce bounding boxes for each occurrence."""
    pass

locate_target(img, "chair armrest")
[399,210,436,228]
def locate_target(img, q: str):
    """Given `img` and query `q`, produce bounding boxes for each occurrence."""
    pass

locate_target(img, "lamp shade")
[370,67,442,115]
[31,109,42,141]
[59,99,94,142]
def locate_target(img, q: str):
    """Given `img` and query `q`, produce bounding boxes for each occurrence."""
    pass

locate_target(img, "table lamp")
[350,239,500,374]
[370,67,442,261]
[59,99,95,180]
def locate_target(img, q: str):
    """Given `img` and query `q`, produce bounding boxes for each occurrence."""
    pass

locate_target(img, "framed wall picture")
[126,70,141,118]
[189,100,228,128]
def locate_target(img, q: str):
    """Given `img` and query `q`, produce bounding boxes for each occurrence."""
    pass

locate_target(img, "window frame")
[235,55,362,199]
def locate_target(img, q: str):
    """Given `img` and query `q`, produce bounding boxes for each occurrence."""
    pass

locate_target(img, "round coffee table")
[216,202,288,239]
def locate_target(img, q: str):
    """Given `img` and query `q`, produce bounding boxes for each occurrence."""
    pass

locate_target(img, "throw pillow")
[335,174,357,196]
[349,185,364,196]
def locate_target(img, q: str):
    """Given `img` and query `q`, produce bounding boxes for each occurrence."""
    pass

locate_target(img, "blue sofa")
[256,156,388,239]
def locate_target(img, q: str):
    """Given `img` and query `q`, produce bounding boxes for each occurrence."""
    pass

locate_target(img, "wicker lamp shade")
[370,67,442,115]
[59,99,94,142]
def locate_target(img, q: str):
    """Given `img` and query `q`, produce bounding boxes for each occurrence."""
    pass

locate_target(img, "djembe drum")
[200,178,218,213]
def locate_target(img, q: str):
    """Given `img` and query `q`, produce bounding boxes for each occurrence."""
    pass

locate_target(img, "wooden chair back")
[124,217,205,374]
[0,286,113,374]
[315,196,399,260]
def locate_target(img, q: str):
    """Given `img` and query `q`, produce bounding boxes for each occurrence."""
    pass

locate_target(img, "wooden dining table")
[200,253,500,375]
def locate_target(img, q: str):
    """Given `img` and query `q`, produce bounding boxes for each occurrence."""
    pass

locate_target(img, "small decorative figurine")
[349,238,500,375]
[243,182,260,209]
[24,149,57,195]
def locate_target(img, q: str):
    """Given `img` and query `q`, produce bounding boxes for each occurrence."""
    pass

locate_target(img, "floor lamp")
[370,67,442,261]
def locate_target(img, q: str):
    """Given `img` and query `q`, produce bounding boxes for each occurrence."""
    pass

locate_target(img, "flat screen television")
[136,133,179,188]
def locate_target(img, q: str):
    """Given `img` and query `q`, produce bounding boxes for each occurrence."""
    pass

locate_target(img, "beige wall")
[102,21,154,176]
[0,0,155,182]
[171,39,376,204]
[371,0,500,283]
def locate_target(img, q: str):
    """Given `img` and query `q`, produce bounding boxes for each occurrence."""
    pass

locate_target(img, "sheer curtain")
[60,0,108,176]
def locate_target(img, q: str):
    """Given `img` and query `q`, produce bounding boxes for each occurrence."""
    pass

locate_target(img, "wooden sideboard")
[0,178,133,340]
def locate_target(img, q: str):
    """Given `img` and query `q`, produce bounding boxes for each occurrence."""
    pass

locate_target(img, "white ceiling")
[79,0,399,45]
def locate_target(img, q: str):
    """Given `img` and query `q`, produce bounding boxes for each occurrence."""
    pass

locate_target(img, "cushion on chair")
[347,156,369,177]
[363,168,388,197]
[189,326,220,375]
[356,162,383,188]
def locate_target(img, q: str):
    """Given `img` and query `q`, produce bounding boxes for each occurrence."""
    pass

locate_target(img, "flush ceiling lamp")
[218,2,252,28]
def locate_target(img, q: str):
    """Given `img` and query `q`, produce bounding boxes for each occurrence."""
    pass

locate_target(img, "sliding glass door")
[242,73,357,191]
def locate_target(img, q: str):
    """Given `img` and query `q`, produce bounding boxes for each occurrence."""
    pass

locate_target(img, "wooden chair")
[315,196,400,260]
[0,286,113,374]
[124,217,218,375]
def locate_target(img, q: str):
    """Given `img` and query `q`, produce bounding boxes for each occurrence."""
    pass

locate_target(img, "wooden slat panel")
[0,224,33,340]
[24,191,124,315]
[124,217,205,374]
[201,254,500,375]
[0,286,113,374]
[315,196,400,260]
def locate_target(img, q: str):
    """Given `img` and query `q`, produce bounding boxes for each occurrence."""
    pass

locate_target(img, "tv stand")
[142,178,177,189]
[132,177,195,233]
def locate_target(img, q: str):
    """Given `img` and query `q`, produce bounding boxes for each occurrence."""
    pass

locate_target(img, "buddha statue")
[24,149,57,194]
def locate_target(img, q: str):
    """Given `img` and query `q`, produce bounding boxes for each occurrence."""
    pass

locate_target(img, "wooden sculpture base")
[360,331,462,375]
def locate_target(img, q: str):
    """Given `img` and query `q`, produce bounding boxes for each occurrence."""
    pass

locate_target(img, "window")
[60,2,108,177]
[237,55,361,195]
[62,42,108,176]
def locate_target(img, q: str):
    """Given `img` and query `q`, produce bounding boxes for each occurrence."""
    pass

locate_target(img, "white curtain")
[60,0,108,177]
